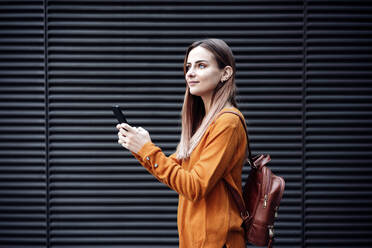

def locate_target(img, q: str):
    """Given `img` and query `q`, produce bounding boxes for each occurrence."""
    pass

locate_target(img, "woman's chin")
[189,88,199,96]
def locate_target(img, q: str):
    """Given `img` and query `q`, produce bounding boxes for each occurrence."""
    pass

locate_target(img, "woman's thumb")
[137,126,146,133]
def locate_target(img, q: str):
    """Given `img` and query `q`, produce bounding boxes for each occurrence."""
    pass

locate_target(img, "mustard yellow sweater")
[131,107,247,248]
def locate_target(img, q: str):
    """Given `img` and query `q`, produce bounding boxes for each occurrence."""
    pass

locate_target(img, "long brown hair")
[175,38,239,161]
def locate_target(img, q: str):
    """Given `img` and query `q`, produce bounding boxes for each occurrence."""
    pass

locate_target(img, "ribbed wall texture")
[0,0,371,247]
[0,0,47,247]
[305,1,372,247]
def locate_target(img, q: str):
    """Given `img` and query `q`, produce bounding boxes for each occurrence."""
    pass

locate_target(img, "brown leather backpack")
[218,111,286,248]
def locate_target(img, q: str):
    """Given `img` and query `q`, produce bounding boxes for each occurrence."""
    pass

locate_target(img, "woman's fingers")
[118,132,127,148]
[119,128,126,136]
[116,123,130,132]
[116,123,144,152]
[121,123,134,132]
[118,131,125,142]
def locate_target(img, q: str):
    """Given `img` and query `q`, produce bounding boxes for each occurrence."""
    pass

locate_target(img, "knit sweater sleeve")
[131,114,242,202]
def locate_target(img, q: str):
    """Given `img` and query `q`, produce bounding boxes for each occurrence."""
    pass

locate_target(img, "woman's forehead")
[187,46,214,63]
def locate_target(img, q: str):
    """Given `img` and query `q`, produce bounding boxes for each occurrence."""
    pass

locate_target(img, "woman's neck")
[223,103,233,109]
[204,103,233,116]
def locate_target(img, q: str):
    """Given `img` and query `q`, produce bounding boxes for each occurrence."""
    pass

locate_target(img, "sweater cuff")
[136,141,157,160]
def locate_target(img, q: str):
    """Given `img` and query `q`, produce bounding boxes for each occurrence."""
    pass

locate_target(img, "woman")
[116,38,247,248]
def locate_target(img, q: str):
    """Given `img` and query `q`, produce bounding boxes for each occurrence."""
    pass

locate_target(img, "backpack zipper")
[263,169,271,208]
[268,224,274,238]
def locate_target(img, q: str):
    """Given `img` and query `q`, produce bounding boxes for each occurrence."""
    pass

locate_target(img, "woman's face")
[185,46,223,98]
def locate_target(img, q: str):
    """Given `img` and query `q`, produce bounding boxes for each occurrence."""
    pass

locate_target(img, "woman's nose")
[186,69,195,78]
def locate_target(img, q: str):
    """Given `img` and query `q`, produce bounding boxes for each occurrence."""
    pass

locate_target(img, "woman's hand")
[116,123,152,154]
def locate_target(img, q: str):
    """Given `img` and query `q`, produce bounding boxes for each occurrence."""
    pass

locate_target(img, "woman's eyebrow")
[186,60,208,65]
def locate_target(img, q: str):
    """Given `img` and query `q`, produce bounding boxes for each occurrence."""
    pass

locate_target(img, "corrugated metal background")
[0,0,47,247]
[305,1,372,247]
[0,0,371,247]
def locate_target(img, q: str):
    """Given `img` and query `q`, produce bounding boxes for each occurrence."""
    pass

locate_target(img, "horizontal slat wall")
[1,0,371,247]
[232,1,303,247]
[0,1,46,248]
[305,0,372,247]
[47,0,182,247]
[47,0,299,247]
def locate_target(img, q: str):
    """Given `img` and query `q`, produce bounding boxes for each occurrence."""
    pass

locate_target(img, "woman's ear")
[221,65,233,82]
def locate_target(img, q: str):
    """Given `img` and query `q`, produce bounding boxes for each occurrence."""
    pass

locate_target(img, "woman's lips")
[189,81,199,86]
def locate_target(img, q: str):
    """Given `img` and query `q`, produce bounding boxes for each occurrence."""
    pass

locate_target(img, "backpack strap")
[214,110,253,223]
[213,110,254,167]
[217,111,276,248]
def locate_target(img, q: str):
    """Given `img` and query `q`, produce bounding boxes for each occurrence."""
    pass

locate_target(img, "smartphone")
[112,105,130,125]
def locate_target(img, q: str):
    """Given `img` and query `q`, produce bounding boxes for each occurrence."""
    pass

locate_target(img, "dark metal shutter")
[47,1,182,247]
[47,1,303,246]
[0,0,47,247]
[234,1,304,247]
[1,0,372,248]
[305,1,372,247]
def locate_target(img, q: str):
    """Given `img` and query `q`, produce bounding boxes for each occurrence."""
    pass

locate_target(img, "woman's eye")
[185,64,205,71]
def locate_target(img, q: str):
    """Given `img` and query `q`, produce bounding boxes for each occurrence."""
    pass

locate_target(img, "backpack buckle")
[247,158,257,169]
[240,210,249,220]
